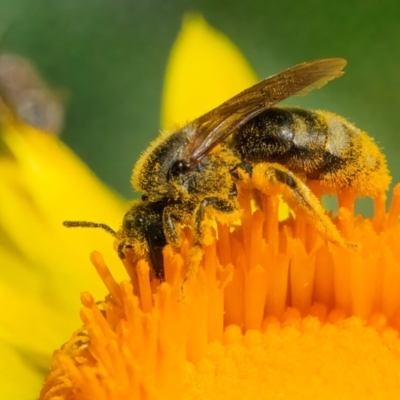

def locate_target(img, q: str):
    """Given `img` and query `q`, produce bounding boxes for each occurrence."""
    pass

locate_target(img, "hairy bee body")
[231,107,389,196]
[64,58,391,279]
[127,106,389,264]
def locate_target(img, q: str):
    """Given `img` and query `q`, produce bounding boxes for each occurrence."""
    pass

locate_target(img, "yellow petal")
[161,14,257,129]
[0,341,45,399]
[0,116,128,395]
[0,246,77,354]
[1,118,127,299]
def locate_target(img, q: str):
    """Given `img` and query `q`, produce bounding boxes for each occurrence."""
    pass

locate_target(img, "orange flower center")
[40,186,400,400]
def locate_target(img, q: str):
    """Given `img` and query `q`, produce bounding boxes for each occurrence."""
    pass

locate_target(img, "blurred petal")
[161,14,257,129]
[0,115,127,396]
[0,117,127,295]
[0,342,44,399]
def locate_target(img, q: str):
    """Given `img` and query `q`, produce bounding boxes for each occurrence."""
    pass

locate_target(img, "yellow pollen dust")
[40,185,400,400]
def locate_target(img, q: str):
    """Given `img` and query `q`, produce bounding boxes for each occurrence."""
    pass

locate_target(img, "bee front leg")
[117,240,127,259]
[171,196,236,282]
[163,203,201,284]
[116,239,134,259]
[252,162,353,248]
[162,204,188,249]
[193,197,237,246]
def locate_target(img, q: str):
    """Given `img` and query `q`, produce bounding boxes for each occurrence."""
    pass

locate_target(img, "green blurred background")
[1,0,399,210]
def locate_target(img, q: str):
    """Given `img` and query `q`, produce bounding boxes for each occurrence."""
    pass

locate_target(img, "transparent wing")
[181,58,347,163]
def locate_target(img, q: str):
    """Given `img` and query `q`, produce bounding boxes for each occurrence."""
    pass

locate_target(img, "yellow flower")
[14,14,400,399]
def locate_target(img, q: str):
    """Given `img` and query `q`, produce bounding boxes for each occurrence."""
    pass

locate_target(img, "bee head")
[119,199,167,279]
[131,129,189,201]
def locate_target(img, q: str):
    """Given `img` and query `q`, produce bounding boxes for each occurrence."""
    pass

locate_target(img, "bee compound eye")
[141,194,149,201]
[168,160,190,179]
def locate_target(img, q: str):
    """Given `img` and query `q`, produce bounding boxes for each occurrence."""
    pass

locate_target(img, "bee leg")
[162,204,186,248]
[229,182,238,197]
[163,203,202,285]
[179,196,237,282]
[194,197,236,245]
[117,240,126,259]
[230,161,253,180]
[253,163,351,247]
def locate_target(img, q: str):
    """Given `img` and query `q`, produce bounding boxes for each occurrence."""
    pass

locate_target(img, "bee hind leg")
[252,162,354,248]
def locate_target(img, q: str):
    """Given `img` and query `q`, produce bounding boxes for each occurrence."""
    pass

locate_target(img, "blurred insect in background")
[0,54,65,134]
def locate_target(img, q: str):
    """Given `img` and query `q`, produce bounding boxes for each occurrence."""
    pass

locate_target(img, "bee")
[64,58,391,280]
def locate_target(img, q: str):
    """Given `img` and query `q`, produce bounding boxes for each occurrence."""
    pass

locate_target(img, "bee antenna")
[63,221,117,237]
